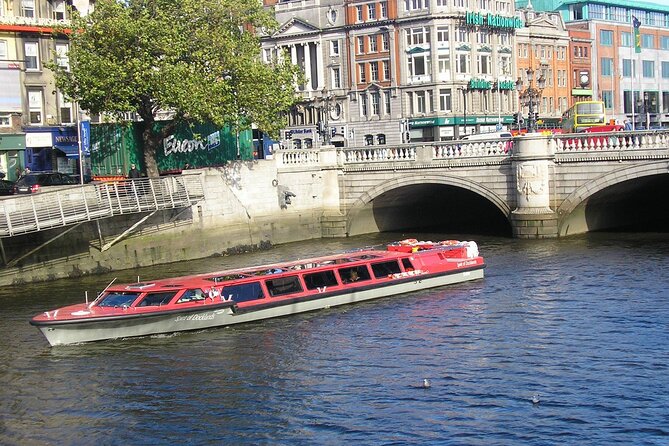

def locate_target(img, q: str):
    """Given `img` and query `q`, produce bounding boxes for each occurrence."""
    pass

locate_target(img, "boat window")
[338,266,371,284]
[206,274,248,282]
[177,288,207,303]
[402,258,415,271]
[265,276,303,297]
[137,291,177,307]
[97,292,140,308]
[371,260,402,278]
[303,270,339,290]
[221,282,265,303]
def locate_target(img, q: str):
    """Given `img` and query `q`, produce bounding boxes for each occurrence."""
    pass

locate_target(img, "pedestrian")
[624,119,632,131]
[183,163,191,170]
[128,163,141,179]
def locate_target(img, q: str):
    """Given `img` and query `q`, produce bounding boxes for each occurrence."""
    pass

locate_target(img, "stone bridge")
[275,129,669,238]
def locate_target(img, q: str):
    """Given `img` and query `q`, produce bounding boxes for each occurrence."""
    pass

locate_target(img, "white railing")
[0,176,204,238]
[433,139,513,159]
[553,130,669,152]
[341,146,416,163]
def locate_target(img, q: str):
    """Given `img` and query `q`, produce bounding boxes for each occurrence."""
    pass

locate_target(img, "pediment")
[526,15,562,31]
[274,18,321,38]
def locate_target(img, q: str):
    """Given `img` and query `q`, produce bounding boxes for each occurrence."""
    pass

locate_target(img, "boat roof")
[109,247,406,293]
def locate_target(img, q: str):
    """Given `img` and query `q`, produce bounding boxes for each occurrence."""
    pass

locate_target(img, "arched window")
[365,134,374,146]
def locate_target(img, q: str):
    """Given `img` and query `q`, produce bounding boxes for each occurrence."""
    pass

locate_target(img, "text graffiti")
[163,131,221,157]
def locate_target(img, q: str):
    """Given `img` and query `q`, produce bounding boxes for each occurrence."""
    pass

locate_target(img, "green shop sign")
[468,79,516,91]
[465,12,524,30]
[410,116,514,126]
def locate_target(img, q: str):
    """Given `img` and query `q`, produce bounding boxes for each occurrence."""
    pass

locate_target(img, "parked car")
[0,179,15,196]
[12,172,77,194]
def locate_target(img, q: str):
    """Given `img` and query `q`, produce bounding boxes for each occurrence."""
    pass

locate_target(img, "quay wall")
[0,161,327,287]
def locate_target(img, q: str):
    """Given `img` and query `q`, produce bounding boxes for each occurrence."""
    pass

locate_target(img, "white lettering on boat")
[317,286,327,293]
[390,269,424,279]
[175,313,216,322]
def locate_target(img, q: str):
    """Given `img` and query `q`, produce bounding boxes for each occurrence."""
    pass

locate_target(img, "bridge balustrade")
[0,175,205,238]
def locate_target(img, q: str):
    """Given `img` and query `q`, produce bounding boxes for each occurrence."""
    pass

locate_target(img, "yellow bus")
[561,101,606,133]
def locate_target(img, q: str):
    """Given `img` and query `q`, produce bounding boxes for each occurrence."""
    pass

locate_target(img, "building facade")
[527,0,669,128]
[0,0,91,180]
[261,0,531,148]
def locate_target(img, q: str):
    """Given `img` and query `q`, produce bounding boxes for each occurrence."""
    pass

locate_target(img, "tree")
[52,0,301,177]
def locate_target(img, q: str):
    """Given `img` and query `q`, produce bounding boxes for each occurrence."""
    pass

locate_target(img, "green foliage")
[51,0,301,176]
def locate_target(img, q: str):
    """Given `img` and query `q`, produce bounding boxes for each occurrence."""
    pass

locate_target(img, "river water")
[1,232,668,445]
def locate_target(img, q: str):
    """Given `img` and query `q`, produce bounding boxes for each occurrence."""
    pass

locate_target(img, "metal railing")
[0,175,204,238]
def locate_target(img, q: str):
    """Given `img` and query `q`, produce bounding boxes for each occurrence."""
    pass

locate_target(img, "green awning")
[572,89,593,96]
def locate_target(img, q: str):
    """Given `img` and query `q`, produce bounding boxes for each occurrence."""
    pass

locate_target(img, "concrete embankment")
[0,160,344,287]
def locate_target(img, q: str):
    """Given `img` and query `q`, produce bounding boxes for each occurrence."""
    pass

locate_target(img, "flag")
[632,15,641,54]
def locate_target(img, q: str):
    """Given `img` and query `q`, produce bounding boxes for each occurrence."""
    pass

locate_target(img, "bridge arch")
[557,161,669,236]
[345,172,512,236]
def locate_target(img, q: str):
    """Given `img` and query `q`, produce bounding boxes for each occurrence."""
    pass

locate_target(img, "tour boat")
[30,239,486,346]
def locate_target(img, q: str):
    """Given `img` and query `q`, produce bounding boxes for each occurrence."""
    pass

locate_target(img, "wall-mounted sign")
[465,12,524,30]
[497,80,516,90]
[469,79,492,90]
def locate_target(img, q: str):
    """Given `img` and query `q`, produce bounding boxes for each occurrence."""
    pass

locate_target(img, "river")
[1,232,668,445]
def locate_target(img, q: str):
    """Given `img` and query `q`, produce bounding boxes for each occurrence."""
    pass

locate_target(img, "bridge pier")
[511,135,559,239]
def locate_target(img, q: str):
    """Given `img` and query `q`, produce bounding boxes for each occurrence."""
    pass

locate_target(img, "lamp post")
[318,88,334,146]
[515,68,546,133]
[459,86,468,136]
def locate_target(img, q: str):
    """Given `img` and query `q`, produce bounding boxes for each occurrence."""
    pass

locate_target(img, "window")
[330,40,340,56]
[303,271,338,290]
[97,292,140,307]
[55,43,69,70]
[601,58,613,76]
[455,53,469,73]
[662,61,669,79]
[622,59,634,77]
[641,34,654,49]
[455,26,468,43]
[0,40,7,60]
[138,292,177,307]
[408,53,430,77]
[382,34,389,51]
[361,94,368,115]
[382,61,390,80]
[370,62,379,81]
[371,92,380,115]
[437,26,449,46]
[221,282,264,303]
[24,42,39,71]
[356,5,363,21]
[21,0,35,17]
[369,35,377,52]
[662,36,669,50]
[477,31,490,45]
[438,53,450,75]
[404,0,429,11]
[384,91,391,114]
[332,67,341,88]
[359,63,366,83]
[59,92,73,123]
[377,134,386,145]
[439,88,452,111]
[364,134,373,145]
[642,60,654,78]
[621,32,632,48]
[338,266,371,283]
[380,1,388,18]
[478,54,491,75]
[358,37,365,54]
[371,261,402,278]
[53,0,66,20]
[0,115,10,127]
[28,90,43,124]
[602,91,613,110]
[416,91,426,113]
[265,276,303,297]
[367,4,376,20]
[407,27,430,46]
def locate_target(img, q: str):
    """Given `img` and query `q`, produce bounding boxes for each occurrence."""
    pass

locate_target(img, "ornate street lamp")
[317,88,335,146]
[515,68,546,133]
[458,85,469,136]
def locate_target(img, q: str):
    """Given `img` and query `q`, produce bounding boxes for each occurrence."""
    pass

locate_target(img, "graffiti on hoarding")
[163,131,221,156]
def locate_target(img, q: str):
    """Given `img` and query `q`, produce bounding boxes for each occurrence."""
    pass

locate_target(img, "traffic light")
[285,130,292,140]
[534,112,539,122]
[512,113,519,126]
[317,121,324,135]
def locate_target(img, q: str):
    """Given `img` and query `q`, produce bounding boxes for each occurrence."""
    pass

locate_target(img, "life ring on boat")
[440,240,460,246]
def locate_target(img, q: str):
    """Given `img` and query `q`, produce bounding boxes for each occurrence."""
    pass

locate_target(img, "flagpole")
[630,16,635,130]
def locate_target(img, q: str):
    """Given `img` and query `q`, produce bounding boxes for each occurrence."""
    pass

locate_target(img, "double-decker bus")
[561,101,606,133]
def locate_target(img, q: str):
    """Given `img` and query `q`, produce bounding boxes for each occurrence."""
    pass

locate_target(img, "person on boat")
[347,270,360,283]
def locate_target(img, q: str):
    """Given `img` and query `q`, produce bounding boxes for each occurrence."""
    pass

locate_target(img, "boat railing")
[0,175,205,238]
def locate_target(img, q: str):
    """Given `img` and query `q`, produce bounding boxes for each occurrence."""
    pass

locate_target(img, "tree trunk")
[142,125,160,178]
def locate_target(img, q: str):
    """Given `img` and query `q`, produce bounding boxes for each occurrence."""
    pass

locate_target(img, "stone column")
[304,43,312,91]
[318,145,346,237]
[316,42,324,90]
[510,135,559,238]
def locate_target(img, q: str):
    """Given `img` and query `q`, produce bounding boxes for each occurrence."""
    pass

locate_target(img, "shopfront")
[410,115,513,141]
[24,126,82,174]
[0,134,25,181]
